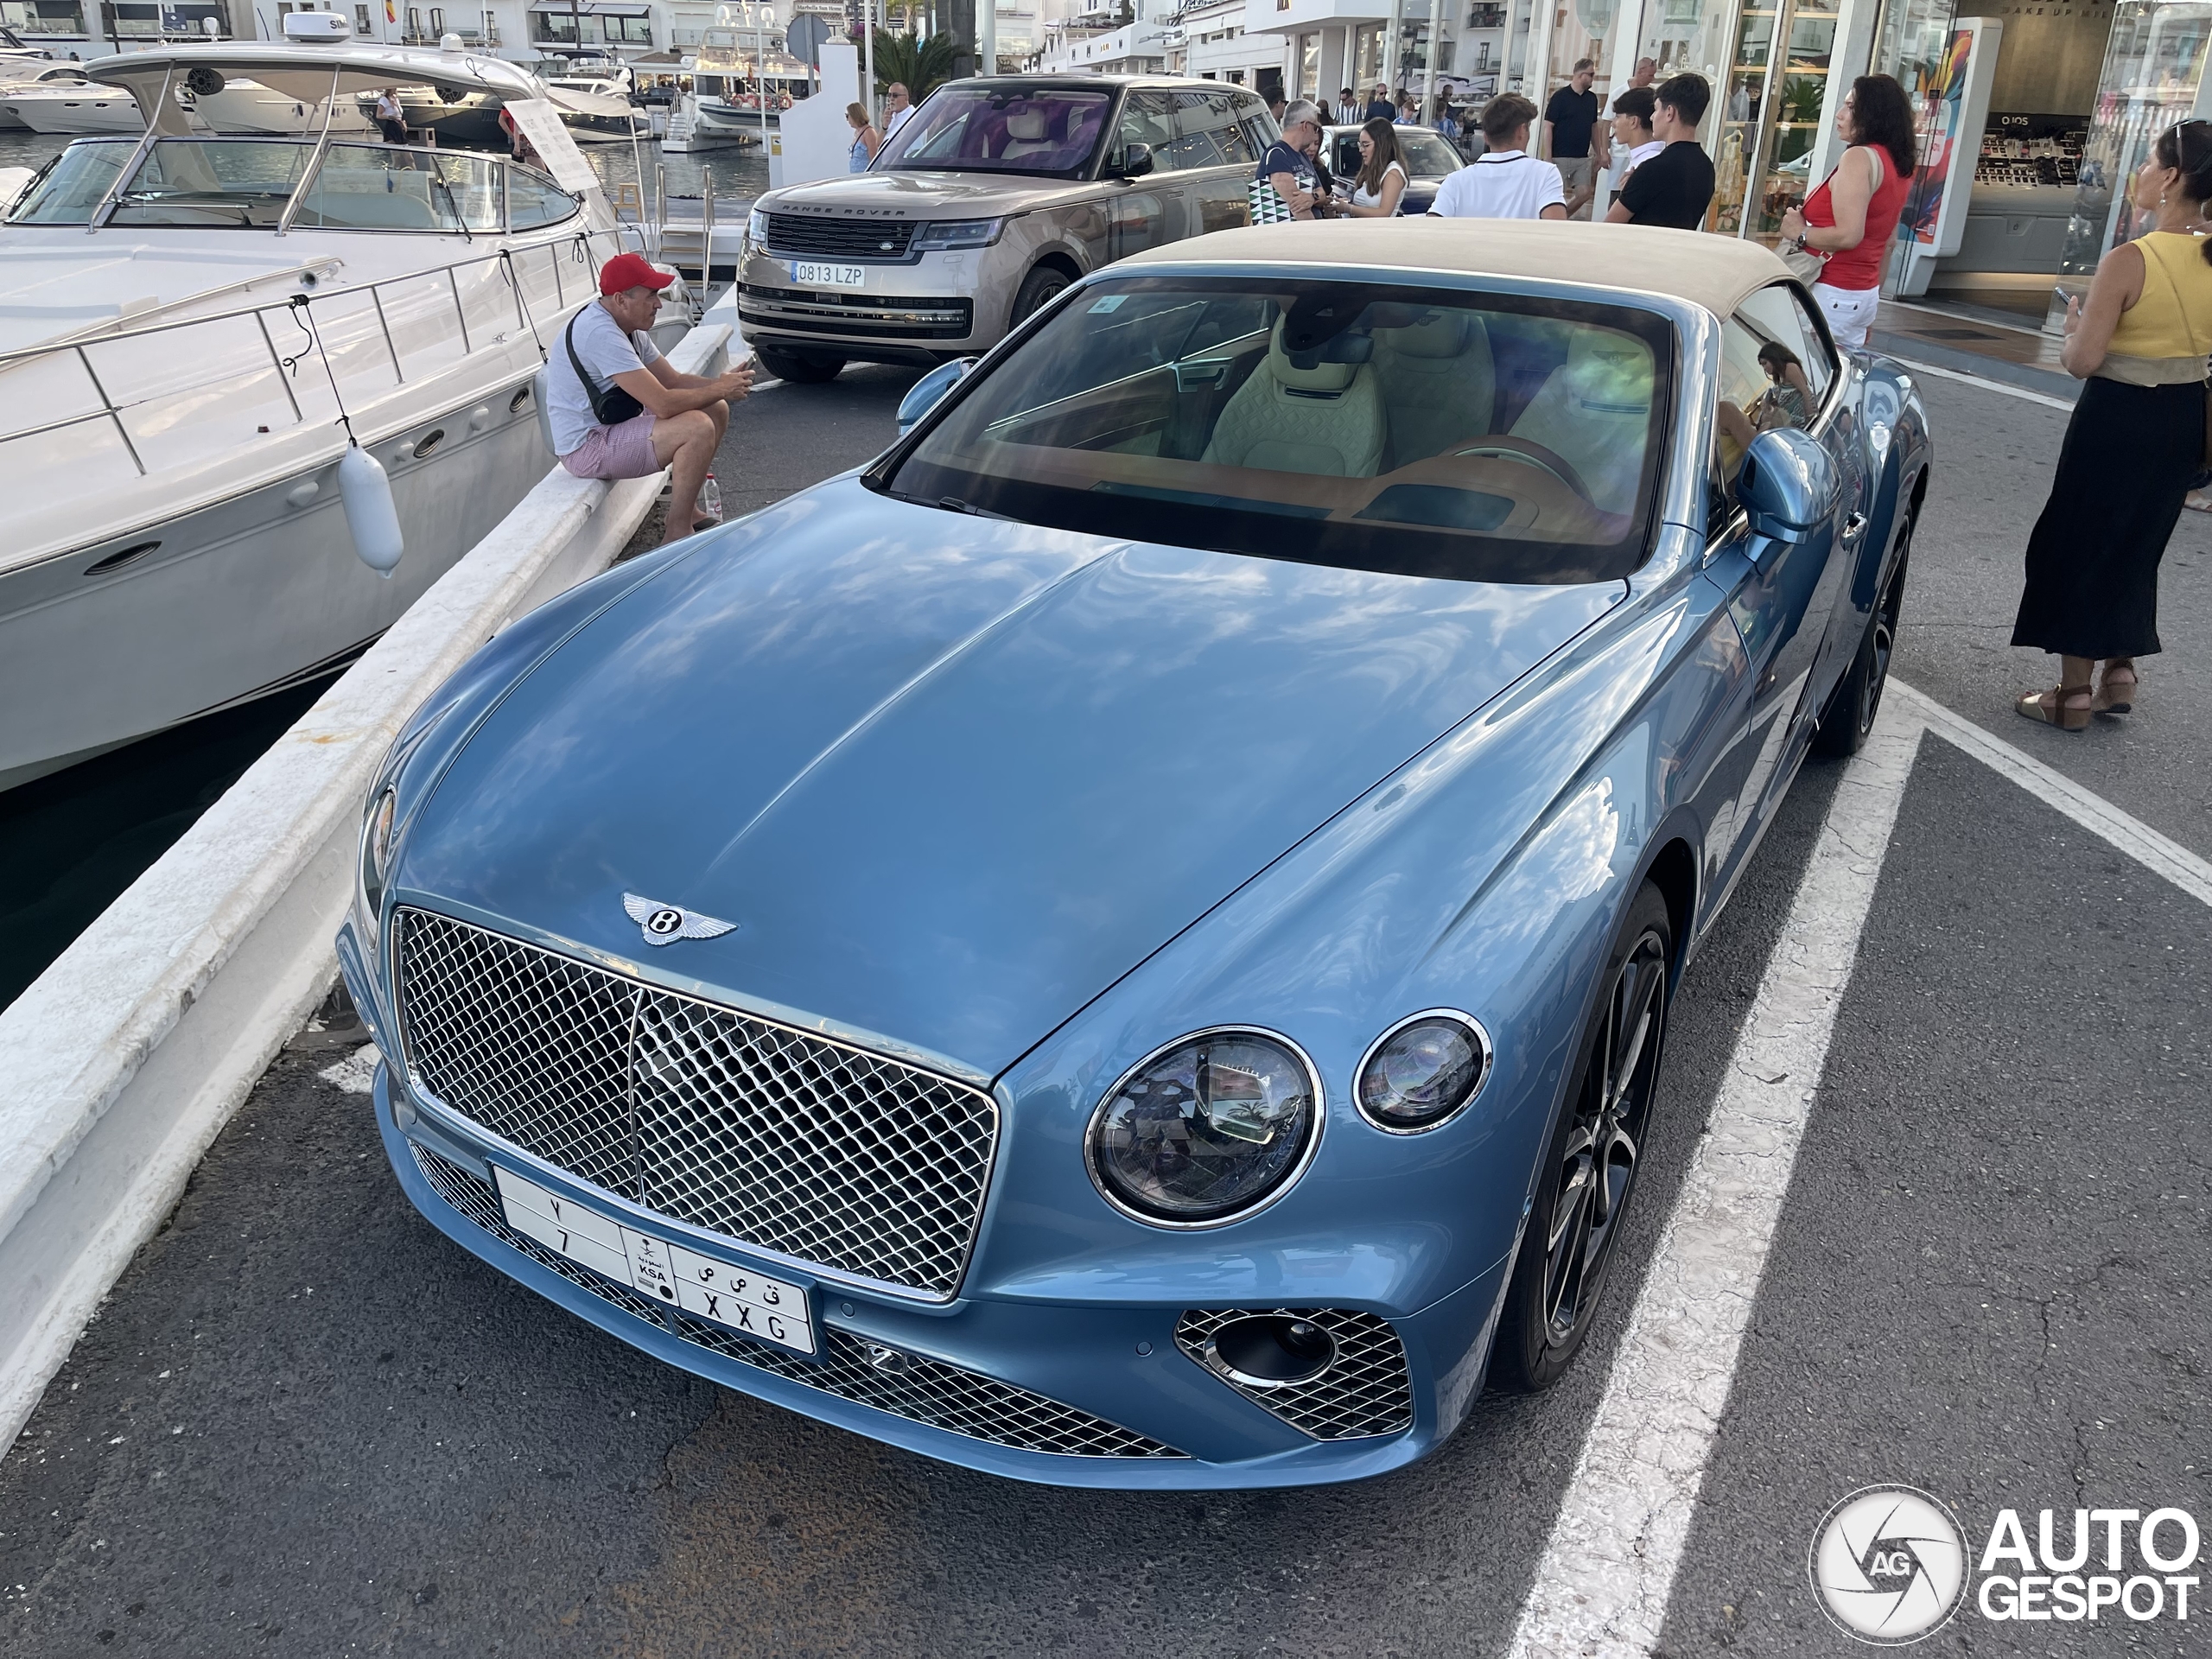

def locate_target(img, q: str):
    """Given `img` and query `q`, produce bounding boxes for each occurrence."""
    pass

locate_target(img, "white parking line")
[1507,681,2212,1657]
[1890,679,2212,909]
[1506,708,1923,1659]
[1887,355,2076,413]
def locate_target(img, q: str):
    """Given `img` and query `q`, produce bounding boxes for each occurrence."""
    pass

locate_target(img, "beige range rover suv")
[738,75,1278,383]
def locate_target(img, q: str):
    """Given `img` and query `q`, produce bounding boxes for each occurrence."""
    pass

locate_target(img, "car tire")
[1010,264,1072,328]
[1813,512,1911,760]
[1492,880,1674,1394]
[753,346,844,385]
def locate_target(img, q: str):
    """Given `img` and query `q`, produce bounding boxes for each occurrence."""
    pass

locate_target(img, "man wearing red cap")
[548,252,755,543]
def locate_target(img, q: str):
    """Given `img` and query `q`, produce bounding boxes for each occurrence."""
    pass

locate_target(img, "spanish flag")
[384,0,396,20]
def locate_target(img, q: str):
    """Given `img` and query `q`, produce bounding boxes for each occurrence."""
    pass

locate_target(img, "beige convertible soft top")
[1125,218,1793,320]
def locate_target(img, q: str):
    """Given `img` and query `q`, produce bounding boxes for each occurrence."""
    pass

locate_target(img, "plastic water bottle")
[700,473,722,524]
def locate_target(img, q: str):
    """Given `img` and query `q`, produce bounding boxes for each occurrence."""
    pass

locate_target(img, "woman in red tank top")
[1778,76,1917,349]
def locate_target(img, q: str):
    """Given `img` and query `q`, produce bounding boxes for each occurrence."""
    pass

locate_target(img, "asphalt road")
[3,363,2205,1658]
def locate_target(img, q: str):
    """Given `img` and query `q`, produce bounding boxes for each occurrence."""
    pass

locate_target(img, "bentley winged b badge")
[622,893,739,947]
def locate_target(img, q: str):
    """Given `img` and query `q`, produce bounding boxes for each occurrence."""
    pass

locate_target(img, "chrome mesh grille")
[396,909,997,1298]
[410,1144,1182,1459]
[1174,1308,1414,1440]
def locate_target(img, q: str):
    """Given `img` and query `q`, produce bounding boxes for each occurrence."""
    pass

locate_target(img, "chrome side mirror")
[1738,427,1839,546]
[896,356,977,438]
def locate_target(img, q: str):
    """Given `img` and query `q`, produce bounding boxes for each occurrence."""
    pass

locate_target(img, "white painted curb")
[0,296,736,1456]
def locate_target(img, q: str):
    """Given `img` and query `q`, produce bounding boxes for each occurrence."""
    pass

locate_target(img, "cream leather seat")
[1373,311,1496,460]
[1508,330,1656,514]
[1201,321,1387,478]
[999,109,1056,162]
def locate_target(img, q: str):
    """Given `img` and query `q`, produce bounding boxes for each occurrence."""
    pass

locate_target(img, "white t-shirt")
[1426,150,1566,220]
[883,103,914,143]
[547,299,664,456]
[1351,160,1408,209]
[1619,137,1664,178]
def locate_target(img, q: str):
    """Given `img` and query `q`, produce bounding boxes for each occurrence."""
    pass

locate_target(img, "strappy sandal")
[2094,662,2137,715]
[2015,683,2093,731]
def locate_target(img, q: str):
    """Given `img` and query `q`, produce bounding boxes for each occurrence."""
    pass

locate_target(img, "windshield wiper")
[936,494,1014,520]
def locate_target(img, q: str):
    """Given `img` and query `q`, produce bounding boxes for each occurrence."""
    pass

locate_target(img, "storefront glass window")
[2057,0,2212,281]
[1711,0,1839,236]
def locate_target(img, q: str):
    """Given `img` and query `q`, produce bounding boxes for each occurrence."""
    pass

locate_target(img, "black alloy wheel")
[1815,512,1912,758]
[1010,264,1072,327]
[1494,882,1673,1392]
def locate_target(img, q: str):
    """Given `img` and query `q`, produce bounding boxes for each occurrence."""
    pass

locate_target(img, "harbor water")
[0,126,767,1011]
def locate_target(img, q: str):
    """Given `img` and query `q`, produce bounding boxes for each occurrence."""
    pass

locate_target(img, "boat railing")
[0,220,649,481]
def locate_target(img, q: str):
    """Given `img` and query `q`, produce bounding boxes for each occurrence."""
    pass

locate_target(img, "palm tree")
[871,28,960,100]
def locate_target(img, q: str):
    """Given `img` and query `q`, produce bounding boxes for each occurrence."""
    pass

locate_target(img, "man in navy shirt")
[1256,99,1326,218]
[1366,83,1395,122]
[1543,58,1609,217]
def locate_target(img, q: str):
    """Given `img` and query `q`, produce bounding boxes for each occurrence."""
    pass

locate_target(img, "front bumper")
[736,241,1004,366]
[370,1055,1510,1490]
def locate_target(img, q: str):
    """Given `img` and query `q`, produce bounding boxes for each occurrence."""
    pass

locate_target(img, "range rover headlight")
[1086,1030,1319,1226]
[746,207,766,247]
[1356,1012,1490,1133]
[912,217,1004,251]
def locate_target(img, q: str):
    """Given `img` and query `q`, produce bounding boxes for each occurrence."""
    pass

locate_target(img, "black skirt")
[2012,375,2203,659]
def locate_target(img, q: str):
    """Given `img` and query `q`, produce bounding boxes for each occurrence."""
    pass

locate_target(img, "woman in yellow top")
[2015,120,2212,728]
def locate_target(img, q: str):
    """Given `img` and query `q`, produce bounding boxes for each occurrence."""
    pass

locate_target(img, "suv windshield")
[875,84,1113,176]
[878,276,1674,584]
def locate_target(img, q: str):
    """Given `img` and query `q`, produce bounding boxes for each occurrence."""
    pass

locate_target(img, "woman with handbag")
[1776,76,1916,348]
[2012,120,2212,728]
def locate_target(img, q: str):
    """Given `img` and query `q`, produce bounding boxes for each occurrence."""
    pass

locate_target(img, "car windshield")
[878,276,1673,584]
[1394,129,1462,177]
[875,84,1112,176]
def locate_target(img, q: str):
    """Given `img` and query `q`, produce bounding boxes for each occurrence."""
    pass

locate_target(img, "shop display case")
[1710,0,1840,237]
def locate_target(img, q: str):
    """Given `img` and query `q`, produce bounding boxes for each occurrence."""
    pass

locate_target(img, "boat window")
[105,140,313,230]
[878,275,1675,585]
[293,143,469,232]
[875,84,1112,177]
[505,164,580,230]
[4,139,132,226]
[432,151,502,232]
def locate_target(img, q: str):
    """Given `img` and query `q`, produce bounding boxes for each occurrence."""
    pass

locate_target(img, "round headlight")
[1086,1030,1320,1227]
[1356,1012,1490,1132]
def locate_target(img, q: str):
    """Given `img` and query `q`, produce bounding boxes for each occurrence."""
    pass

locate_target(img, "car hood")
[398,480,1623,1078]
[759,170,1103,219]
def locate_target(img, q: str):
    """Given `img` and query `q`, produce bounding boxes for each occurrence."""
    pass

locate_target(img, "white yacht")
[0,63,96,130]
[3,78,148,134]
[0,29,644,791]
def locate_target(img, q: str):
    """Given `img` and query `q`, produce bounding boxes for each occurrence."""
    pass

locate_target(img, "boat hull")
[0,375,555,792]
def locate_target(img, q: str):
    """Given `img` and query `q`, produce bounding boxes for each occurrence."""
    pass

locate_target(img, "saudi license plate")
[493,1166,816,1356]
[791,260,865,289]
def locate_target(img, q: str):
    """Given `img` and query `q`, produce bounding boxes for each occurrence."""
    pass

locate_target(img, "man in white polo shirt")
[1426,93,1567,221]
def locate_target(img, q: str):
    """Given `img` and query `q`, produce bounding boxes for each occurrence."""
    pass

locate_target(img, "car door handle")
[1843,512,1868,541]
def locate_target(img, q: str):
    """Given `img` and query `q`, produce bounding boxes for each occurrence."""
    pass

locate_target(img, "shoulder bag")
[565,312,645,428]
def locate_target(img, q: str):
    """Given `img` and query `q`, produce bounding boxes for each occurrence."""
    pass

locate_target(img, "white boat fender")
[339,443,404,576]
[530,363,556,455]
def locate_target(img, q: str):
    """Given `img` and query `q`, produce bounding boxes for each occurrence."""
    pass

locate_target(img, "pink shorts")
[559,410,660,480]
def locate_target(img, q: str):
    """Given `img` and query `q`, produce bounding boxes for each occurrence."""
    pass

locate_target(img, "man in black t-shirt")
[1542,60,1607,218]
[1608,71,1715,232]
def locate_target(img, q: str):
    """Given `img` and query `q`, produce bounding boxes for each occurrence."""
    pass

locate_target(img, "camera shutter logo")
[1808,1484,1969,1644]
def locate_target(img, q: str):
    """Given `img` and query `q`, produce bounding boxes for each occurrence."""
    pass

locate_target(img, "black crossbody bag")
[565,312,645,427]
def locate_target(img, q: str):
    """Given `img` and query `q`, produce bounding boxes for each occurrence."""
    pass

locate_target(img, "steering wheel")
[1448,436,1593,503]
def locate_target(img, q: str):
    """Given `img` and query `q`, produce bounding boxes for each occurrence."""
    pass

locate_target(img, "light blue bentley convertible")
[337,220,1930,1489]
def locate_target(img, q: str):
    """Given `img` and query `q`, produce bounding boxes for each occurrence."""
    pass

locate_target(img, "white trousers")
[1813,281,1879,350]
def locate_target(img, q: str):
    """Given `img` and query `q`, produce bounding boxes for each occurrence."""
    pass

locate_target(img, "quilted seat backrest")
[1374,310,1497,460]
[1507,328,1656,516]
[1200,321,1388,478]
